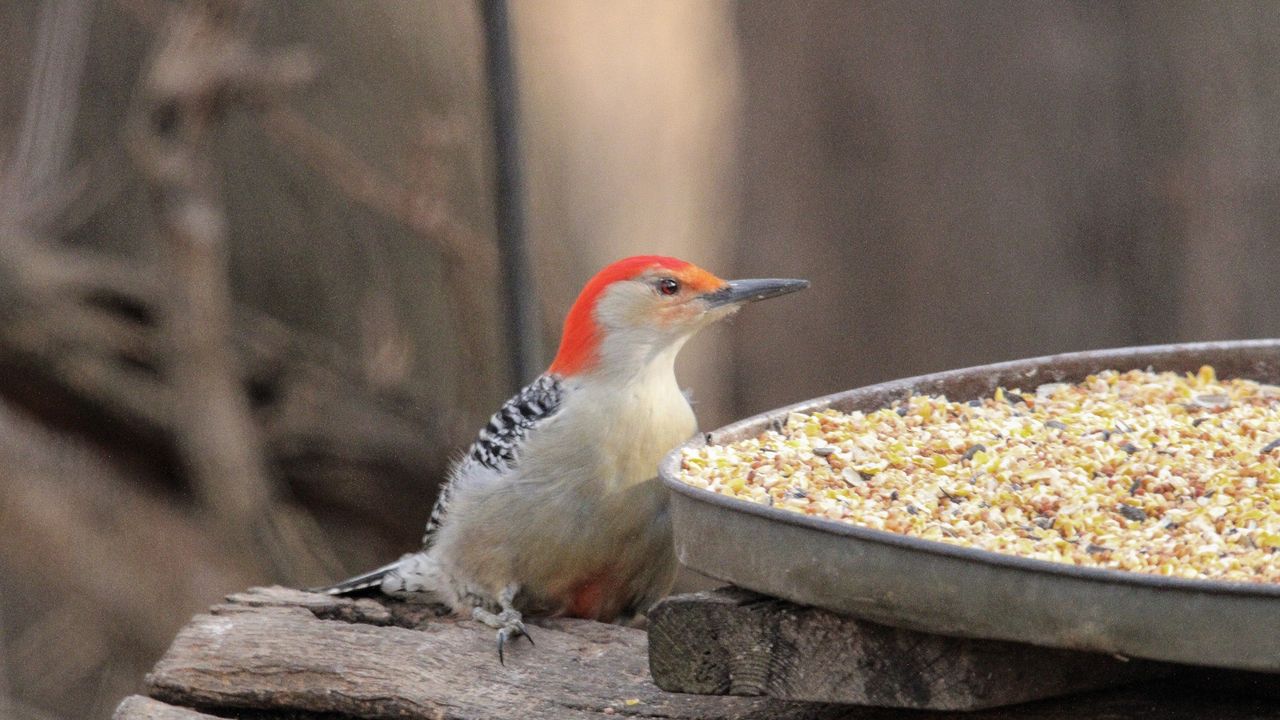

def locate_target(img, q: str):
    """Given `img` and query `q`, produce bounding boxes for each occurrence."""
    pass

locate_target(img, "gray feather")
[422,374,565,542]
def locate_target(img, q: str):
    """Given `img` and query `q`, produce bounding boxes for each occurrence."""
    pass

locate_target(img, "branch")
[127,0,334,585]
[0,0,93,227]
[255,104,503,411]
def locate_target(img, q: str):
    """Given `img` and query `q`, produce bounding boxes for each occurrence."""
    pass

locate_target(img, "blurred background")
[3,1,1280,718]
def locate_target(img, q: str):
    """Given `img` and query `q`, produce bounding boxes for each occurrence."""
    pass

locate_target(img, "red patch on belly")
[565,570,623,621]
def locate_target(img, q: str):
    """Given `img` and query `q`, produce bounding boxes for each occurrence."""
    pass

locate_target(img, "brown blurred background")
[3,1,1280,718]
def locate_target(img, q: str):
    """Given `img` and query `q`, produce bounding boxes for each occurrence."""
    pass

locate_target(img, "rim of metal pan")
[661,339,1280,600]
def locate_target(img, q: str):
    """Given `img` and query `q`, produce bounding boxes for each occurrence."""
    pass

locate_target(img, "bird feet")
[472,584,533,664]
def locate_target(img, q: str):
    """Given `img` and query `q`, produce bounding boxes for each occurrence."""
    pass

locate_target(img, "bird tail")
[310,559,402,596]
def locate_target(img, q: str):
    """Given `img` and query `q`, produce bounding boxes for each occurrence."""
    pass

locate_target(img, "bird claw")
[474,598,533,664]
[495,618,534,665]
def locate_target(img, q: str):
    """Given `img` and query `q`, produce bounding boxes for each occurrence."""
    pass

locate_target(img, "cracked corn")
[679,366,1280,583]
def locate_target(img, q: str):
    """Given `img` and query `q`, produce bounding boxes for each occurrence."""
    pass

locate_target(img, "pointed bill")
[700,278,810,308]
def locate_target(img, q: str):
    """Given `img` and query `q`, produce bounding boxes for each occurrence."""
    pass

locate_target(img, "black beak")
[701,278,810,309]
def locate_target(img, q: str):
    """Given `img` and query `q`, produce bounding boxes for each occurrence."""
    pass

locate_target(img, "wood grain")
[141,587,848,720]
[119,586,1280,720]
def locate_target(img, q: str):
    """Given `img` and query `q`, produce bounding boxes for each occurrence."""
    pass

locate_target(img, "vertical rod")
[480,0,542,387]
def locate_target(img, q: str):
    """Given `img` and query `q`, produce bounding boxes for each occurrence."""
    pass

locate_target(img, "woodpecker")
[318,256,807,661]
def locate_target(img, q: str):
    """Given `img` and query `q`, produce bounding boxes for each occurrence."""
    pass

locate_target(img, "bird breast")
[431,369,693,617]
[554,372,697,489]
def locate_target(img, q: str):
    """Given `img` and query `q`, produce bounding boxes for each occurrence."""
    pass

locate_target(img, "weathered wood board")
[115,586,1280,720]
[134,586,849,720]
[648,587,1169,710]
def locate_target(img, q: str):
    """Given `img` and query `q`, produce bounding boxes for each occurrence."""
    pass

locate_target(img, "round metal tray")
[660,340,1280,671]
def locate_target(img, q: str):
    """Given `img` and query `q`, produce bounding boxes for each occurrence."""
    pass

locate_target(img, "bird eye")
[657,278,680,296]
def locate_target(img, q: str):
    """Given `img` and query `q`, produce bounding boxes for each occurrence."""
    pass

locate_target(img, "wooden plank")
[648,588,1169,710]
[123,585,1280,720]
[141,587,848,720]
[113,696,222,720]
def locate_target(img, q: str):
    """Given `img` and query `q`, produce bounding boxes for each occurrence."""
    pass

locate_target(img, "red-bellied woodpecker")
[318,256,808,661]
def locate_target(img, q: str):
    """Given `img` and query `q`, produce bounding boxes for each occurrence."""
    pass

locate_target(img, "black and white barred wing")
[315,376,565,595]
[421,373,565,541]
[465,373,565,471]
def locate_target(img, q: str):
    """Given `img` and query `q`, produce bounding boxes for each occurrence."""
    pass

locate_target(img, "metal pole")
[480,0,542,387]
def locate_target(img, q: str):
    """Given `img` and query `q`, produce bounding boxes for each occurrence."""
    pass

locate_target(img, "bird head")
[549,255,809,377]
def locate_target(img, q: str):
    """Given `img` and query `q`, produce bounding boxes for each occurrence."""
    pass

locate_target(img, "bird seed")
[679,366,1280,583]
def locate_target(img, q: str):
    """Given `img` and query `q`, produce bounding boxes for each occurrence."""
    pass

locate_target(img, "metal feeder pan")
[660,340,1280,671]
